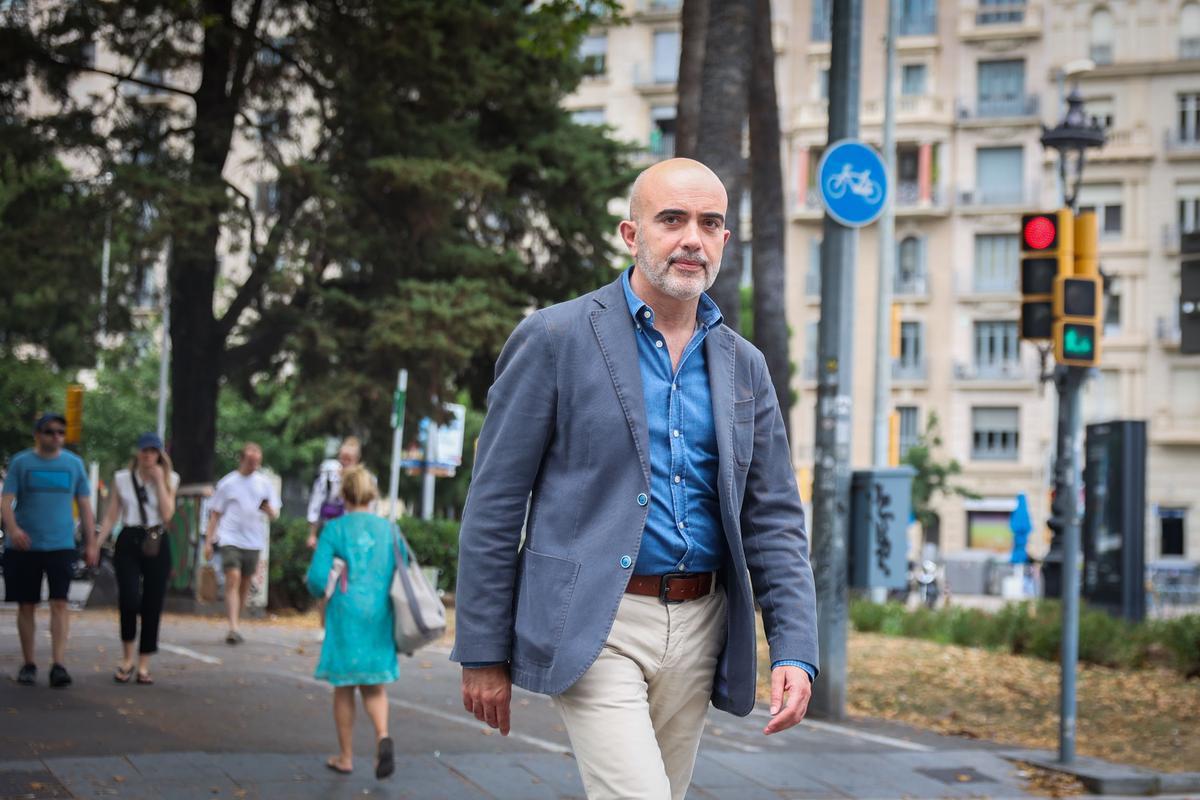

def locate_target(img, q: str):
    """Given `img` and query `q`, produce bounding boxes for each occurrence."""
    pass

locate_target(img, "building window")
[895,235,926,295]
[1104,277,1121,336]
[1183,3,1200,59]
[1089,8,1114,65]
[971,407,1020,461]
[895,321,924,379]
[804,321,819,379]
[649,105,676,158]
[974,233,1019,293]
[976,0,1025,25]
[571,107,605,126]
[977,59,1026,117]
[1179,183,1200,233]
[901,64,927,96]
[976,146,1023,205]
[1078,184,1123,239]
[652,30,680,84]
[1178,93,1200,143]
[1086,97,1114,130]
[818,68,829,101]
[898,0,936,36]
[897,406,920,460]
[579,33,607,76]
[974,320,1020,376]
[1160,508,1187,557]
[807,238,822,296]
[812,0,831,42]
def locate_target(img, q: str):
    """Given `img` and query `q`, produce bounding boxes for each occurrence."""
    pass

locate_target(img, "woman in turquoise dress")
[305,466,404,779]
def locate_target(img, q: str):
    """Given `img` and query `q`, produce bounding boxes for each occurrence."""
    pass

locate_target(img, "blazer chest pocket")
[732,398,755,467]
[513,548,581,667]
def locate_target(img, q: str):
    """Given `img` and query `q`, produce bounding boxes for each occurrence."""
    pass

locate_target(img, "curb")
[1003,749,1200,796]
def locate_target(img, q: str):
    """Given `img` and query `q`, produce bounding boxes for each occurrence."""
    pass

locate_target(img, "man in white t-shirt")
[203,443,280,644]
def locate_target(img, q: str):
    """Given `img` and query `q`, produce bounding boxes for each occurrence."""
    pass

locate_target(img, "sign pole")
[386,369,408,520]
[809,0,864,721]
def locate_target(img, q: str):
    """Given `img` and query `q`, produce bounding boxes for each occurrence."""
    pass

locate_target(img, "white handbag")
[389,525,447,655]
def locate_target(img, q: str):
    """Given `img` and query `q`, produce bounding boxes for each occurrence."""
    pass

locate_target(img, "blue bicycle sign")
[818,139,889,227]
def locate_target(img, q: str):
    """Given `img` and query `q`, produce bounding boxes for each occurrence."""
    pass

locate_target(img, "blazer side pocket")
[513,547,581,667]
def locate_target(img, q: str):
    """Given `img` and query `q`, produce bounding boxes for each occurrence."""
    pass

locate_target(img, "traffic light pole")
[1051,364,1085,763]
[809,0,861,720]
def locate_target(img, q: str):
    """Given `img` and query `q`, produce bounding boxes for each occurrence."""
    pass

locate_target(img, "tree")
[5,0,632,482]
[901,412,979,544]
[693,0,752,331]
[748,0,791,433]
[674,0,707,158]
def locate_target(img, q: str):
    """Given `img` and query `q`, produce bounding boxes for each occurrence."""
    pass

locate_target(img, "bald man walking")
[453,159,818,799]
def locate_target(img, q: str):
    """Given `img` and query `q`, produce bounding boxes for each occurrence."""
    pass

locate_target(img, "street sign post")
[817,139,889,228]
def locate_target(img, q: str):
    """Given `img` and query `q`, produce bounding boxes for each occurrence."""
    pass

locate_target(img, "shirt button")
[620,555,632,569]
[677,521,685,530]
[678,563,685,571]
[643,310,651,319]
[655,340,663,348]
[637,493,648,506]
[672,429,680,438]
[671,383,677,391]
[673,475,681,484]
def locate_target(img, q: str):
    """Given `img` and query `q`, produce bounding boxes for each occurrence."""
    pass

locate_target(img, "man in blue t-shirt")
[2,413,97,688]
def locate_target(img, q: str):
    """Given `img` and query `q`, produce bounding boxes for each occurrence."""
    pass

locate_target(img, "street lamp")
[1041,86,1106,210]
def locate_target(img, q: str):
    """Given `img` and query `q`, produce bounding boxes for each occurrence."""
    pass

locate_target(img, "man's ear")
[618,219,638,254]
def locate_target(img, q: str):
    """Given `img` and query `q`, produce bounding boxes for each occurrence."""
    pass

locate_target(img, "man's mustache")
[668,251,709,268]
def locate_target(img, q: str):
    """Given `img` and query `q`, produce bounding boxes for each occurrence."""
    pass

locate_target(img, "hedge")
[850,597,1200,679]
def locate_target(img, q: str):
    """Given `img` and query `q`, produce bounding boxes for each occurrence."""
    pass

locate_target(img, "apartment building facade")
[564,0,1200,563]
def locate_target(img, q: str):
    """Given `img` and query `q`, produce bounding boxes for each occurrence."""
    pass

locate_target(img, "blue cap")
[34,412,66,431]
[136,432,164,451]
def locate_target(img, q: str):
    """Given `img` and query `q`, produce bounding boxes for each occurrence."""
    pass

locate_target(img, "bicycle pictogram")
[823,163,883,205]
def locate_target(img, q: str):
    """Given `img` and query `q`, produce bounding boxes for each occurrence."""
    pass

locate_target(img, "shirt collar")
[620,266,723,330]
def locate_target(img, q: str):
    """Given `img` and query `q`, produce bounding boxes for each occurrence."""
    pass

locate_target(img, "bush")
[398,516,460,592]
[1156,614,1200,678]
[850,597,892,632]
[268,515,315,612]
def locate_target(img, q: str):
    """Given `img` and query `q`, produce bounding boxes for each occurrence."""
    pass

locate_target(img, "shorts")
[3,549,75,604]
[218,545,261,575]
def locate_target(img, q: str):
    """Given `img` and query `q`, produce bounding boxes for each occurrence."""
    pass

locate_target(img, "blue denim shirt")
[620,267,724,575]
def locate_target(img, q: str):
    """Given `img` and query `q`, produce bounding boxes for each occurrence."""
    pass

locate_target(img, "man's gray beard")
[634,244,719,302]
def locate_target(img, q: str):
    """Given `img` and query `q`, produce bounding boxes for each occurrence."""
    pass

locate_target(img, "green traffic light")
[1063,324,1095,358]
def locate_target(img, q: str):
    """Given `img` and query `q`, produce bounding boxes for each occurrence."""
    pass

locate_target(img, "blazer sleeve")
[450,312,558,664]
[739,349,820,675]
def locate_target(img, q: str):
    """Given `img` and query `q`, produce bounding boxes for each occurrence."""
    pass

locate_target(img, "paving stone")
[0,766,71,799]
[690,752,772,789]
[702,752,846,793]
[508,753,587,798]
[127,751,226,780]
[42,755,138,787]
[210,752,327,783]
[438,753,561,799]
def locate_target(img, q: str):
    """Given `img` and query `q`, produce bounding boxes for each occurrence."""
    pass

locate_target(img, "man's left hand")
[762,665,811,735]
[85,541,100,568]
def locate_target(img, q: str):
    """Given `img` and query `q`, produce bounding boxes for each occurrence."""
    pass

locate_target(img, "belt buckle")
[659,572,692,604]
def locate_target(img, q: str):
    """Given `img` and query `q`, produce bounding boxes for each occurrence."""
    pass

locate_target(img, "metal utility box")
[943,550,995,596]
[1083,420,1147,621]
[849,467,915,590]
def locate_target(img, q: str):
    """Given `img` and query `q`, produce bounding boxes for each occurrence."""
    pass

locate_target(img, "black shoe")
[375,737,394,780]
[16,663,36,686]
[49,663,72,688]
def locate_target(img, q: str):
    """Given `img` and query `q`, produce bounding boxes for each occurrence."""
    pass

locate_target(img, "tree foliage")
[4,0,634,482]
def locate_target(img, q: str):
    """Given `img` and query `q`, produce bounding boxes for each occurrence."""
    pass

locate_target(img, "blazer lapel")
[706,325,738,540]
[590,282,651,484]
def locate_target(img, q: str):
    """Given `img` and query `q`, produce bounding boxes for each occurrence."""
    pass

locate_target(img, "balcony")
[861,95,953,127]
[895,181,945,211]
[954,361,1031,382]
[632,0,681,20]
[894,273,929,297]
[802,356,817,381]
[893,361,927,381]
[1164,130,1200,161]
[1086,127,1152,163]
[1157,313,1182,349]
[958,186,1030,208]
[897,15,937,37]
[1089,43,1114,66]
[959,94,1040,121]
[631,63,676,95]
[959,2,1042,40]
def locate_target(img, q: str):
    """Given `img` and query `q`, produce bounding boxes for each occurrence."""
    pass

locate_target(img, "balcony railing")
[973,273,1019,294]
[1164,129,1200,153]
[647,131,675,160]
[894,274,928,297]
[635,0,681,14]
[802,356,818,380]
[895,181,944,208]
[960,186,1027,207]
[898,15,937,36]
[893,361,927,381]
[1157,313,1182,348]
[955,361,1028,381]
[968,94,1040,119]
[975,2,1025,25]
[631,63,677,89]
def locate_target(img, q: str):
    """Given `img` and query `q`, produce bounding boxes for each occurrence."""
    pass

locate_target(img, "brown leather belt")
[626,572,716,604]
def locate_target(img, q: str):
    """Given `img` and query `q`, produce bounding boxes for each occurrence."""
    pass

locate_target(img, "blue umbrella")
[1010,493,1032,564]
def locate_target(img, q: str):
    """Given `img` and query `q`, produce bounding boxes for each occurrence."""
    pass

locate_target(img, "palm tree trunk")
[674,0,708,158]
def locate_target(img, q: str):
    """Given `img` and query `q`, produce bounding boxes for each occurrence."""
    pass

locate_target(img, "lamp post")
[1039,85,1105,765]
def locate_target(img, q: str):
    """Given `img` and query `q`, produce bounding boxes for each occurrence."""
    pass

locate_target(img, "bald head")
[628,158,727,223]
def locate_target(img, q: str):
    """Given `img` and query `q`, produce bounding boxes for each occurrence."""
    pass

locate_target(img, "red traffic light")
[1023,215,1057,250]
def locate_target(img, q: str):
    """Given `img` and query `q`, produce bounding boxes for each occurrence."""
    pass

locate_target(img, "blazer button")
[620,555,632,569]
[637,493,648,506]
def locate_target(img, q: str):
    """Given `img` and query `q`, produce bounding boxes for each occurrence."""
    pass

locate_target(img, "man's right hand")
[8,528,31,551]
[461,664,512,736]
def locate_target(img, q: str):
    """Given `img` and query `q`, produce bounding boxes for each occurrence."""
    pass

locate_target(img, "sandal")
[135,672,154,685]
[325,758,352,775]
[113,665,134,684]
[375,737,394,780]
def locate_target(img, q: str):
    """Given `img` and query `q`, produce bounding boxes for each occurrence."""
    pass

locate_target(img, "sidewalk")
[0,606,1193,800]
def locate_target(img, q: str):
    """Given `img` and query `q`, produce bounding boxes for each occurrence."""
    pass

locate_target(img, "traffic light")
[1182,232,1200,354]
[1054,211,1102,366]
[65,384,84,445]
[1020,209,1073,340]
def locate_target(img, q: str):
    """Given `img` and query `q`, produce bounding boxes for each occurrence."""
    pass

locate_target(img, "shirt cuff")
[461,661,505,669]
[772,659,816,684]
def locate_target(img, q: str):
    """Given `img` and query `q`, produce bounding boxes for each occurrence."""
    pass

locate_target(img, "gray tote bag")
[390,526,447,655]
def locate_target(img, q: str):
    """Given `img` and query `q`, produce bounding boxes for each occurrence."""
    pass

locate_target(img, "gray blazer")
[451,276,818,716]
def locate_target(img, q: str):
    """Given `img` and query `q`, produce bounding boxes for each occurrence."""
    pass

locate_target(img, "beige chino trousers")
[553,586,727,800]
